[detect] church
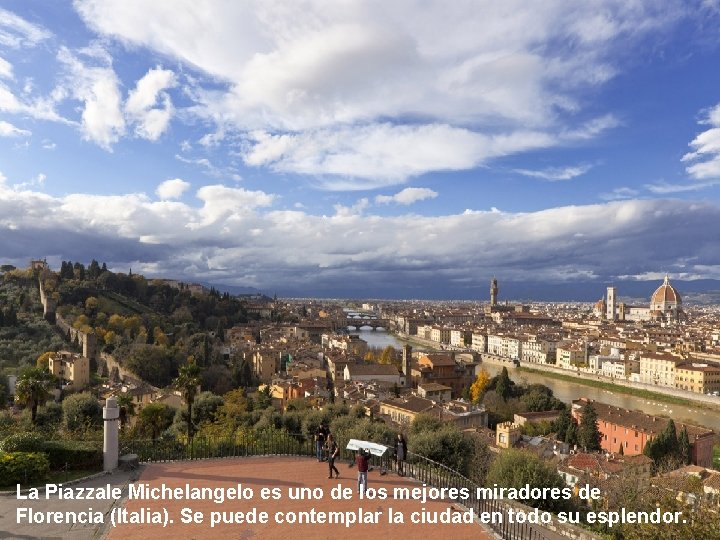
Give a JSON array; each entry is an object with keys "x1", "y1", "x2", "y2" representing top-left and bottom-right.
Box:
[{"x1": 594, "y1": 275, "x2": 684, "y2": 324}]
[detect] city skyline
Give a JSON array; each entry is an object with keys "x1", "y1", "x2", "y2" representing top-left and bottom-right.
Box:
[{"x1": 2, "y1": 2, "x2": 720, "y2": 298}]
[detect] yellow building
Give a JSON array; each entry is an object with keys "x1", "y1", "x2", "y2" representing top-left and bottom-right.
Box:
[
  {"x1": 675, "y1": 362, "x2": 720, "y2": 394},
  {"x1": 48, "y1": 351, "x2": 89, "y2": 391},
  {"x1": 496, "y1": 422, "x2": 521, "y2": 449}
]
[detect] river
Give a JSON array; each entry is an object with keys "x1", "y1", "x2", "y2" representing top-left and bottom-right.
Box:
[
  {"x1": 351, "y1": 328, "x2": 720, "y2": 432},
  {"x1": 478, "y1": 361, "x2": 720, "y2": 432}
]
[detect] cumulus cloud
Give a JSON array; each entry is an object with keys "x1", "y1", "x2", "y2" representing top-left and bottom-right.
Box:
[
  {"x1": 156, "y1": 178, "x2": 190, "y2": 200},
  {"x1": 57, "y1": 47, "x2": 125, "y2": 149},
  {"x1": 514, "y1": 164, "x2": 593, "y2": 181},
  {"x1": 682, "y1": 103, "x2": 720, "y2": 180},
  {"x1": 73, "y1": 0, "x2": 670, "y2": 184},
  {"x1": 0, "y1": 120, "x2": 30, "y2": 137},
  {"x1": 0, "y1": 174, "x2": 718, "y2": 295},
  {"x1": 125, "y1": 66, "x2": 177, "y2": 140},
  {"x1": 376, "y1": 187, "x2": 438, "y2": 205}
]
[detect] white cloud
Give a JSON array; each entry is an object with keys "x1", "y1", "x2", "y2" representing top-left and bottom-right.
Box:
[
  {"x1": 57, "y1": 47, "x2": 125, "y2": 149},
  {"x1": 0, "y1": 7, "x2": 52, "y2": 49},
  {"x1": 682, "y1": 103, "x2": 720, "y2": 180},
  {"x1": 125, "y1": 66, "x2": 177, "y2": 140},
  {"x1": 0, "y1": 57, "x2": 13, "y2": 80},
  {"x1": 243, "y1": 123, "x2": 558, "y2": 188},
  {"x1": 156, "y1": 178, "x2": 190, "y2": 200},
  {"x1": 514, "y1": 164, "x2": 593, "y2": 181},
  {"x1": 644, "y1": 180, "x2": 720, "y2": 194},
  {"x1": 599, "y1": 187, "x2": 639, "y2": 200},
  {"x1": 0, "y1": 120, "x2": 30, "y2": 137},
  {"x1": 73, "y1": 0, "x2": 668, "y2": 184},
  {"x1": 0, "y1": 176, "x2": 719, "y2": 293},
  {"x1": 376, "y1": 187, "x2": 438, "y2": 205}
]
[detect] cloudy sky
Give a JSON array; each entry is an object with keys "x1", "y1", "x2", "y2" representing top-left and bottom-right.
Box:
[{"x1": 1, "y1": 1, "x2": 720, "y2": 299}]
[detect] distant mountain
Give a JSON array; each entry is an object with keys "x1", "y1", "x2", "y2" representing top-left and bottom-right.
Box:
[
  {"x1": 199, "y1": 282, "x2": 266, "y2": 297},
  {"x1": 270, "y1": 278, "x2": 720, "y2": 302}
]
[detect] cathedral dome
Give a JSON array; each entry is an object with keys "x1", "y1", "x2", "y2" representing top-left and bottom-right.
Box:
[{"x1": 650, "y1": 275, "x2": 681, "y2": 308}]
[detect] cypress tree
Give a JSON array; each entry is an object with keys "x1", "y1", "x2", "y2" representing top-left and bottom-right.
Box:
[
  {"x1": 679, "y1": 427, "x2": 691, "y2": 465},
  {"x1": 578, "y1": 402, "x2": 602, "y2": 452}
]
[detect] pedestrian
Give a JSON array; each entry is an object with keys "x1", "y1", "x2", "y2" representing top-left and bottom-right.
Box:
[
  {"x1": 315, "y1": 423, "x2": 328, "y2": 461},
  {"x1": 325, "y1": 434, "x2": 340, "y2": 479},
  {"x1": 355, "y1": 448, "x2": 370, "y2": 494},
  {"x1": 395, "y1": 433, "x2": 407, "y2": 476}
]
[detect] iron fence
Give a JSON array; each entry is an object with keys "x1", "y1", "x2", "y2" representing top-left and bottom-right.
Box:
[{"x1": 120, "y1": 430, "x2": 560, "y2": 540}]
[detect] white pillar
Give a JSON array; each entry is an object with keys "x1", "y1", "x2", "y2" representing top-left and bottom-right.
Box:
[{"x1": 103, "y1": 397, "x2": 119, "y2": 471}]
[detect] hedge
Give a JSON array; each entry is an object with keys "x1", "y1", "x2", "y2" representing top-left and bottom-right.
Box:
[
  {"x1": 0, "y1": 432, "x2": 44, "y2": 453},
  {"x1": 0, "y1": 452, "x2": 50, "y2": 486},
  {"x1": 41, "y1": 440, "x2": 102, "y2": 470}
]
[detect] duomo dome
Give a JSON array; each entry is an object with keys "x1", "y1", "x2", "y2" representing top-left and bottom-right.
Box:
[{"x1": 650, "y1": 275, "x2": 681, "y2": 311}]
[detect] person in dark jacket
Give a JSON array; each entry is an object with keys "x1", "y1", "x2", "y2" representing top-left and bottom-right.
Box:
[
  {"x1": 315, "y1": 423, "x2": 328, "y2": 461},
  {"x1": 395, "y1": 433, "x2": 407, "y2": 476},
  {"x1": 355, "y1": 448, "x2": 370, "y2": 494},
  {"x1": 325, "y1": 434, "x2": 340, "y2": 479}
]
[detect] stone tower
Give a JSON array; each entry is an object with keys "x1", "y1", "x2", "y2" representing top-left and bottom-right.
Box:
[
  {"x1": 402, "y1": 344, "x2": 412, "y2": 388},
  {"x1": 490, "y1": 277, "x2": 498, "y2": 306},
  {"x1": 606, "y1": 286, "x2": 617, "y2": 321}
]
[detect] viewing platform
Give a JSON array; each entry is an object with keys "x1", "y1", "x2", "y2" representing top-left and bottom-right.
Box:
[{"x1": 106, "y1": 456, "x2": 491, "y2": 539}]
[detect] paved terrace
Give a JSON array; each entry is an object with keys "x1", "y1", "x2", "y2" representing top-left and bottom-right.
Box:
[
  {"x1": 107, "y1": 457, "x2": 491, "y2": 540},
  {"x1": 0, "y1": 458, "x2": 493, "y2": 540}
]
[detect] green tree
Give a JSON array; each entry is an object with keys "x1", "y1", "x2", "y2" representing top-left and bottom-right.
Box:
[
  {"x1": 410, "y1": 413, "x2": 443, "y2": 434},
  {"x1": 0, "y1": 373, "x2": 9, "y2": 409},
  {"x1": 409, "y1": 425, "x2": 475, "y2": 475},
  {"x1": 15, "y1": 368, "x2": 55, "y2": 424},
  {"x1": 62, "y1": 392, "x2": 102, "y2": 431},
  {"x1": 552, "y1": 408, "x2": 572, "y2": 441},
  {"x1": 485, "y1": 449, "x2": 572, "y2": 513},
  {"x1": 117, "y1": 394, "x2": 136, "y2": 430},
  {"x1": 172, "y1": 359, "x2": 203, "y2": 440},
  {"x1": 135, "y1": 403, "x2": 174, "y2": 440},
  {"x1": 495, "y1": 366, "x2": 511, "y2": 401},
  {"x1": 254, "y1": 385, "x2": 273, "y2": 410},
  {"x1": 578, "y1": 402, "x2": 602, "y2": 451},
  {"x1": 679, "y1": 426, "x2": 691, "y2": 465}
]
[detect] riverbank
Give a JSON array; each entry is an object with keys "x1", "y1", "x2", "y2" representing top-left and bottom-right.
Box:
[{"x1": 476, "y1": 354, "x2": 720, "y2": 412}]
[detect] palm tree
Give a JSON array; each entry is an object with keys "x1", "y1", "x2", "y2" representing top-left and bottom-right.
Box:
[
  {"x1": 15, "y1": 367, "x2": 55, "y2": 424},
  {"x1": 173, "y1": 359, "x2": 202, "y2": 440},
  {"x1": 117, "y1": 394, "x2": 136, "y2": 430}
]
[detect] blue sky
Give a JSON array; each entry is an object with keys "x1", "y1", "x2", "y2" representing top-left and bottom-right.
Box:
[{"x1": 1, "y1": 1, "x2": 720, "y2": 298}]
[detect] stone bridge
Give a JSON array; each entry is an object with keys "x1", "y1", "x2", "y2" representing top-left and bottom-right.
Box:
[{"x1": 343, "y1": 317, "x2": 390, "y2": 330}]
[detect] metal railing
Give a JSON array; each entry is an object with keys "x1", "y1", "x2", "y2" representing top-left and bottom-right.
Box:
[{"x1": 120, "y1": 430, "x2": 561, "y2": 540}]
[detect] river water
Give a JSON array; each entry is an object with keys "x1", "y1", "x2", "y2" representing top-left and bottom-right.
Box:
[{"x1": 351, "y1": 328, "x2": 720, "y2": 432}]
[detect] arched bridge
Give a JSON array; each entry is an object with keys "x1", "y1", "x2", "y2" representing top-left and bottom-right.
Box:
[{"x1": 343, "y1": 317, "x2": 390, "y2": 330}]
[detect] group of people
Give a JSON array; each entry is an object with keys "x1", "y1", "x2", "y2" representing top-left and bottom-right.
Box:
[{"x1": 316, "y1": 424, "x2": 409, "y2": 493}]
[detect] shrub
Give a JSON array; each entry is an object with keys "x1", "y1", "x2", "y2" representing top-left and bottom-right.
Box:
[
  {"x1": 0, "y1": 432, "x2": 44, "y2": 453},
  {"x1": 41, "y1": 440, "x2": 102, "y2": 470},
  {"x1": 0, "y1": 451, "x2": 50, "y2": 486},
  {"x1": 62, "y1": 392, "x2": 103, "y2": 431}
]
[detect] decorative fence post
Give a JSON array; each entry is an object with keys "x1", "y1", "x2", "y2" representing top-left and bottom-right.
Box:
[{"x1": 103, "y1": 397, "x2": 120, "y2": 471}]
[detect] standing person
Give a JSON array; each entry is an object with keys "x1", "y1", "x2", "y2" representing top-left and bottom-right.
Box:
[
  {"x1": 355, "y1": 448, "x2": 370, "y2": 494},
  {"x1": 315, "y1": 423, "x2": 328, "y2": 461},
  {"x1": 395, "y1": 433, "x2": 407, "y2": 476},
  {"x1": 325, "y1": 434, "x2": 340, "y2": 479}
]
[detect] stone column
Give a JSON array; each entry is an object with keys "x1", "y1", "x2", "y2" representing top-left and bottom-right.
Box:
[{"x1": 103, "y1": 397, "x2": 119, "y2": 471}]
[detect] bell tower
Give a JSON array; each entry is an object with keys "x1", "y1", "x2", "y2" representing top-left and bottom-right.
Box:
[{"x1": 490, "y1": 277, "x2": 498, "y2": 306}]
